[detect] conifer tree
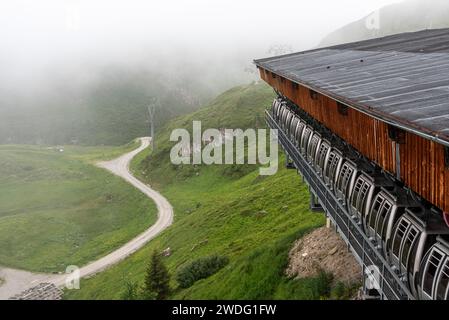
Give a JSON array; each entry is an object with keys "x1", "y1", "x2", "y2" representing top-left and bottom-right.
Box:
[{"x1": 142, "y1": 250, "x2": 170, "y2": 300}]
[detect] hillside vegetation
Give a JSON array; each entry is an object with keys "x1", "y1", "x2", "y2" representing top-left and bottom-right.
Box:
[
  {"x1": 64, "y1": 82, "x2": 358, "y2": 300},
  {"x1": 0, "y1": 142, "x2": 157, "y2": 272},
  {"x1": 134, "y1": 82, "x2": 269, "y2": 188},
  {"x1": 0, "y1": 69, "x2": 199, "y2": 146},
  {"x1": 320, "y1": 0, "x2": 449, "y2": 47},
  {"x1": 0, "y1": 52, "x2": 257, "y2": 147}
]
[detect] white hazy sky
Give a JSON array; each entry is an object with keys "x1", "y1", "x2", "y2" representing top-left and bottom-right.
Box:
[
  {"x1": 0, "y1": 0, "x2": 403, "y2": 54},
  {"x1": 0, "y1": 0, "x2": 405, "y2": 85}
]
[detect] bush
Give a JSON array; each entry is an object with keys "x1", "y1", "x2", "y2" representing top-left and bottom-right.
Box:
[
  {"x1": 274, "y1": 271, "x2": 334, "y2": 300},
  {"x1": 120, "y1": 280, "x2": 139, "y2": 300},
  {"x1": 315, "y1": 271, "x2": 333, "y2": 299},
  {"x1": 330, "y1": 281, "x2": 361, "y2": 300},
  {"x1": 176, "y1": 255, "x2": 229, "y2": 288}
]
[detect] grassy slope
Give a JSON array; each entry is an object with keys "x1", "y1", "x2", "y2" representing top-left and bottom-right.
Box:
[
  {"x1": 134, "y1": 82, "x2": 269, "y2": 188},
  {"x1": 65, "y1": 82, "x2": 328, "y2": 300},
  {"x1": 0, "y1": 141, "x2": 157, "y2": 272}
]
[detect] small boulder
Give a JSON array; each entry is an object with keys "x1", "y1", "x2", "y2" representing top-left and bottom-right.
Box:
[{"x1": 162, "y1": 247, "x2": 172, "y2": 257}]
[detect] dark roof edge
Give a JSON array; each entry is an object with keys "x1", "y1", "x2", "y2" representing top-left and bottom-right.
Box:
[{"x1": 254, "y1": 62, "x2": 449, "y2": 147}]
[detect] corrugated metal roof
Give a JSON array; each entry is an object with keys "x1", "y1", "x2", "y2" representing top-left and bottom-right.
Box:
[{"x1": 254, "y1": 28, "x2": 449, "y2": 145}]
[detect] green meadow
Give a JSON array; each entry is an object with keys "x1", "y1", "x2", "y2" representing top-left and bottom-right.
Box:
[{"x1": 0, "y1": 142, "x2": 157, "y2": 272}]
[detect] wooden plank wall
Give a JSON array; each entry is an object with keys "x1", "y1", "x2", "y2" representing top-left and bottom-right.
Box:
[
  {"x1": 400, "y1": 134, "x2": 449, "y2": 212},
  {"x1": 259, "y1": 67, "x2": 449, "y2": 212}
]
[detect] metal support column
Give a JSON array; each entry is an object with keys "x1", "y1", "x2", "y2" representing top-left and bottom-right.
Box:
[{"x1": 309, "y1": 187, "x2": 323, "y2": 212}]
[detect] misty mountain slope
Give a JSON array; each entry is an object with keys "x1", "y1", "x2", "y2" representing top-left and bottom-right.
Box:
[
  {"x1": 74, "y1": 69, "x2": 201, "y2": 146},
  {"x1": 0, "y1": 58, "x2": 256, "y2": 146},
  {"x1": 319, "y1": 0, "x2": 449, "y2": 47},
  {"x1": 0, "y1": 68, "x2": 201, "y2": 146},
  {"x1": 65, "y1": 82, "x2": 359, "y2": 300}
]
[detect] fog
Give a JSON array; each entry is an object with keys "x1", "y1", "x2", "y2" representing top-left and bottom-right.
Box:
[
  {"x1": 0, "y1": 0, "x2": 402, "y2": 89},
  {"x1": 0, "y1": 0, "x2": 408, "y2": 145}
]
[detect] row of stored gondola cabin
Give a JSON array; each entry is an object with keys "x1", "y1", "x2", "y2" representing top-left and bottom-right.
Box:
[{"x1": 271, "y1": 98, "x2": 449, "y2": 299}]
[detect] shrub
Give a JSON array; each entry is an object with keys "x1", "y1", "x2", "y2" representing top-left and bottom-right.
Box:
[
  {"x1": 315, "y1": 271, "x2": 333, "y2": 299},
  {"x1": 274, "y1": 271, "x2": 334, "y2": 300},
  {"x1": 176, "y1": 255, "x2": 229, "y2": 288},
  {"x1": 120, "y1": 280, "x2": 139, "y2": 300},
  {"x1": 330, "y1": 281, "x2": 361, "y2": 300}
]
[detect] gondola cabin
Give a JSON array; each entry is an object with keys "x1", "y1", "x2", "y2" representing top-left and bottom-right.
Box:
[
  {"x1": 323, "y1": 148, "x2": 343, "y2": 189},
  {"x1": 388, "y1": 208, "x2": 449, "y2": 297},
  {"x1": 334, "y1": 159, "x2": 375, "y2": 204},
  {"x1": 348, "y1": 171, "x2": 395, "y2": 226},
  {"x1": 315, "y1": 139, "x2": 331, "y2": 176},
  {"x1": 306, "y1": 132, "x2": 321, "y2": 164},
  {"x1": 365, "y1": 187, "x2": 421, "y2": 257},
  {"x1": 419, "y1": 237, "x2": 449, "y2": 300},
  {"x1": 300, "y1": 126, "x2": 313, "y2": 156}
]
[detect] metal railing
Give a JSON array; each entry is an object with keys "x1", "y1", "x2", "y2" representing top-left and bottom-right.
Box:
[{"x1": 265, "y1": 110, "x2": 414, "y2": 300}]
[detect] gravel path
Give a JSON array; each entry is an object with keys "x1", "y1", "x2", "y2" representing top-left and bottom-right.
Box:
[{"x1": 0, "y1": 137, "x2": 174, "y2": 299}]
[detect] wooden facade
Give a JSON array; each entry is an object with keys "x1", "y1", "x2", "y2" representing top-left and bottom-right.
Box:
[{"x1": 259, "y1": 67, "x2": 449, "y2": 213}]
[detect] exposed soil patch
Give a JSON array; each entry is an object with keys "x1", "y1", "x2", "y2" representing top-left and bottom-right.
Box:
[{"x1": 286, "y1": 226, "x2": 361, "y2": 285}]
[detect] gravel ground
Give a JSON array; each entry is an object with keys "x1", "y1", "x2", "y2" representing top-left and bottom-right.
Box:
[{"x1": 286, "y1": 226, "x2": 361, "y2": 285}]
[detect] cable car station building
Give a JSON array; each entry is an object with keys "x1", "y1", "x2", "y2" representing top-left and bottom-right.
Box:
[{"x1": 255, "y1": 29, "x2": 449, "y2": 300}]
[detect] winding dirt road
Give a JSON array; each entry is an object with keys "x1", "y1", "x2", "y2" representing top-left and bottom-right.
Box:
[{"x1": 0, "y1": 137, "x2": 174, "y2": 299}]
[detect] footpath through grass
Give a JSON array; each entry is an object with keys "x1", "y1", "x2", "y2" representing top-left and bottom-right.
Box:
[{"x1": 0, "y1": 141, "x2": 157, "y2": 272}]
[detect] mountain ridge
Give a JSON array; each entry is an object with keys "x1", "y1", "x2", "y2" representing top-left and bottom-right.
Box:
[{"x1": 319, "y1": 0, "x2": 449, "y2": 47}]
